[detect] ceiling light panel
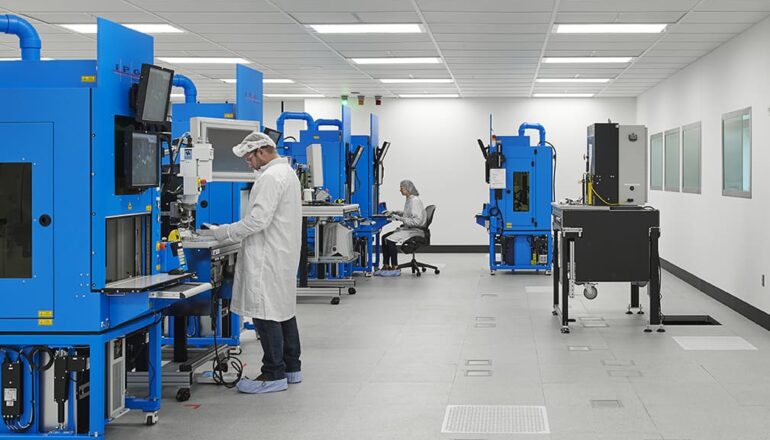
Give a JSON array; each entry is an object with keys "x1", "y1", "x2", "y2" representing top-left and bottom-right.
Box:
[
  {"x1": 264, "y1": 94, "x2": 325, "y2": 98},
  {"x1": 399, "y1": 94, "x2": 459, "y2": 98},
  {"x1": 536, "y1": 78, "x2": 611, "y2": 83},
  {"x1": 158, "y1": 57, "x2": 250, "y2": 64},
  {"x1": 380, "y1": 79, "x2": 453, "y2": 84},
  {"x1": 352, "y1": 57, "x2": 442, "y2": 65},
  {"x1": 554, "y1": 24, "x2": 668, "y2": 34},
  {"x1": 533, "y1": 93, "x2": 594, "y2": 97},
  {"x1": 309, "y1": 24, "x2": 423, "y2": 34},
  {"x1": 59, "y1": 23, "x2": 184, "y2": 34},
  {"x1": 542, "y1": 57, "x2": 633, "y2": 63}
]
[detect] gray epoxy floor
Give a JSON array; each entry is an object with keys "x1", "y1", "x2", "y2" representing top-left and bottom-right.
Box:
[{"x1": 111, "y1": 254, "x2": 770, "y2": 440}]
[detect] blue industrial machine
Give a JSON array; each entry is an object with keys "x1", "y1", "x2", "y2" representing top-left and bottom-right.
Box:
[
  {"x1": 0, "y1": 17, "x2": 214, "y2": 438},
  {"x1": 155, "y1": 68, "x2": 264, "y2": 398},
  {"x1": 475, "y1": 120, "x2": 555, "y2": 274}
]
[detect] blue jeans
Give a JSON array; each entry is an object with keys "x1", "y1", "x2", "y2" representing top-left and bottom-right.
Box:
[{"x1": 252, "y1": 317, "x2": 301, "y2": 381}]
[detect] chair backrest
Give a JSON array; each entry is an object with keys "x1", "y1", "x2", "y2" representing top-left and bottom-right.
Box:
[{"x1": 421, "y1": 205, "x2": 436, "y2": 243}]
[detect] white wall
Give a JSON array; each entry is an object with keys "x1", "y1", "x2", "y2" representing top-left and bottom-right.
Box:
[
  {"x1": 305, "y1": 97, "x2": 636, "y2": 245},
  {"x1": 263, "y1": 100, "x2": 305, "y2": 138},
  {"x1": 637, "y1": 16, "x2": 770, "y2": 312}
]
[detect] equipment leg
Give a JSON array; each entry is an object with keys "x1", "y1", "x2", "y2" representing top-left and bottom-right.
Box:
[
  {"x1": 147, "y1": 319, "x2": 162, "y2": 411},
  {"x1": 88, "y1": 340, "x2": 106, "y2": 437},
  {"x1": 649, "y1": 228, "x2": 663, "y2": 330},
  {"x1": 560, "y1": 237, "x2": 571, "y2": 333},
  {"x1": 553, "y1": 232, "x2": 560, "y2": 315},
  {"x1": 628, "y1": 284, "x2": 641, "y2": 314}
]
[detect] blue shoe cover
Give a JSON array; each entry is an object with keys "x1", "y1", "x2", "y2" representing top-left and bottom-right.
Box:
[
  {"x1": 287, "y1": 371, "x2": 302, "y2": 384},
  {"x1": 236, "y1": 378, "x2": 288, "y2": 394}
]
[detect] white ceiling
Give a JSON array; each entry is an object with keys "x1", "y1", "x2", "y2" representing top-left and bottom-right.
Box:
[{"x1": 1, "y1": 0, "x2": 769, "y2": 101}]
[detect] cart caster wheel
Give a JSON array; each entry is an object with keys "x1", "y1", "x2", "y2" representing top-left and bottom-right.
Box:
[
  {"x1": 552, "y1": 310, "x2": 558, "y2": 316},
  {"x1": 434, "y1": 269, "x2": 440, "y2": 275},
  {"x1": 490, "y1": 271, "x2": 496, "y2": 276},
  {"x1": 560, "y1": 327, "x2": 570, "y2": 334},
  {"x1": 331, "y1": 297, "x2": 341, "y2": 305},
  {"x1": 176, "y1": 388, "x2": 191, "y2": 402},
  {"x1": 145, "y1": 412, "x2": 158, "y2": 426},
  {"x1": 421, "y1": 267, "x2": 427, "y2": 272},
  {"x1": 365, "y1": 272, "x2": 373, "y2": 278},
  {"x1": 545, "y1": 271, "x2": 551, "y2": 276},
  {"x1": 348, "y1": 287, "x2": 357, "y2": 295},
  {"x1": 229, "y1": 346, "x2": 243, "y2": 356}
]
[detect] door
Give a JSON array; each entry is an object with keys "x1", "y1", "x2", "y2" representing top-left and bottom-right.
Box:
[{"x1": 0, "y1": 123, "x2": 54, "y2": 318}]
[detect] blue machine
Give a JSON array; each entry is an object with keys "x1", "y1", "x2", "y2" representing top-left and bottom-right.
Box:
[
  {"x1": 159, "y1": 67, "x2": 263, "y2": 355},
  {"x1": 475, "y1": 120, "x2": 555, "y2": 274},
  {"x1": 0, "y1": 17, "x2": 204, "y2": 438}
]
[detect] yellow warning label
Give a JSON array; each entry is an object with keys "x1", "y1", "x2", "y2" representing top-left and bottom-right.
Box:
[
  {"x1": 224, "y1": 113, "x2": 235, "y2": 119},
  {"x1": 38, "y1": 319, "x2": 53, "y2": 326},
  {"x1": 38, "y1": 310, "x2": 53, "y2": 318},
  {"x1": 81, "y1": 75, "x2": 96, "y2": 83},
  {"x1": 128, "y1": 202, "x2": 133, "y2": 210},
  {"x1": 506, "y1": 223, "x2": 512, "y2": 228},
  {"x1": 313, "y1": 135, "x2": 320, "y2": 140},
  {"x1": 146, "y1": 205, "x2": 152, "y2": 212},
  {"x1": 156, "y1": 264, "x2": 161, "y2": 271}
]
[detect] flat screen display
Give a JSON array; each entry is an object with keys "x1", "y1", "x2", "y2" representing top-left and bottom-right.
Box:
[
  {"x1": 207, "y1": 127, "x2": 255, "y2": 175},
  {"x1": 136, "y1": 64, "x2": 173, "y2": 123},
  {"x1": 263, "y1": 127, "x2": 282, "y2": 144},
  {"x1": 129, "y1": 133, "x2": 160, "y2": 187}
]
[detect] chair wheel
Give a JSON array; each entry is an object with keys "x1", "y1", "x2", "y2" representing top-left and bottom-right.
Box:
[
  {"x1": 176, "y1": 388, "x2": 191, "y2": 402},
  {"x1": 416, "y1": 271, "x2": 422, "y2": 277},
  {"x1": 421, "y1": 267, "x2": 426, "y2": 272},
  {"x1": 348, "y1": 287, "x2": 357, "y2": 295},
  {"x1": 434, "y1": 269, "x2": 440, "y2": 274},
  {"x1": 331, "y1": 297, "x2": 341, "y2": 305}
]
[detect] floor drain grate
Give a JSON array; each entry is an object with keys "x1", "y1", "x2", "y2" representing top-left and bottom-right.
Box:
[
  {"x1": 441, "y1": 405, "x2": 550, "y2": 434},
  {"x1": 590, "y1": 399, "x2": 623, "y2": 408},
  {"x1": 465, "y1": 370, "x2": 492, "y2": 377},
  {"x1": 582, "y1": 321, "x2": 609, "y2": 328},
  {"x1": 466, "y1": 359, "x2": 492, "y2": 366},
  {"x1": 673, "y1": 336, "x2": 757, "y2": 351},
  {"x1": 602, "y1": 359, "x2": 635, "y2": 367},
  {"x1": 607, "y1": 370, "x2": 642, "y2": 377}
]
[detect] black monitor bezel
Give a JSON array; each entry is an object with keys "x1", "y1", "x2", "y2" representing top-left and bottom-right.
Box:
[{"x1": 135, "y1": 63, "x2": 174, "y2": 124}]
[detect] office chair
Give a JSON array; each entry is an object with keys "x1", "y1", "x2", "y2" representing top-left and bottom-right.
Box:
[{"x1": 397, "y1": 205, "x2": 440, "y2": 276}]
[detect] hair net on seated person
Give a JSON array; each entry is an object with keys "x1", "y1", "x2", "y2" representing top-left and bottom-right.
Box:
[{"x1": 400, "y1": 179, "x2": 419, "y2": 196}]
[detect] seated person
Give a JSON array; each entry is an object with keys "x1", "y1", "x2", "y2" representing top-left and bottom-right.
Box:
[{"x1": 377, "y1": 180, "x2": 426, "y2": 277}]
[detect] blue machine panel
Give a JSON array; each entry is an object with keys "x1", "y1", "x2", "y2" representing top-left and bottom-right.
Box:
[
  {"x1": 0, "y1": 123, "x2": 54, "y2": 318},
  {"x1": 235, "y1": 64, "x2": 263, "y2": 123}
]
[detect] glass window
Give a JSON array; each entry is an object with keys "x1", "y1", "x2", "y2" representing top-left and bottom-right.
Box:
[
  {"x1": 0, "y1": 163, "x2": 32, "y2": 278},
  {"x1": 682, "y1": 122, "x2": 701, "y2": 194},
  {"x1": 665, "y1": 128, "x2": 680, "y2": 192},
  {"x1": 513, "y1": 171, "x2": 530, "y2": 212},
  {"x1": 722, "y1": 108, "x2": 752, "y2": 198},
  {"x1": 650, "y1": 133, "x2": 663, "y2": 190}
]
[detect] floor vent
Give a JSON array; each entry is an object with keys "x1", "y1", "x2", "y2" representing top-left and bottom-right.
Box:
[
  {"x1": 590, "y1": 399, "x2": 623, "y2": 408},
  {"x1": 441, "y1": 405, "x2": 550, "y2": 434},
  {"x1": 673, "y1": 336, "x2": 756, "y2": 351}
]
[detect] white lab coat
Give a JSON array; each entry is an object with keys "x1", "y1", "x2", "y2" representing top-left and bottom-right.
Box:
[
  {"x1": 214, "y1": 157, "x2": 302, "y2": 322},
  {"x1": 386, "y1": 195, "x2": 426, "y2": 244}
]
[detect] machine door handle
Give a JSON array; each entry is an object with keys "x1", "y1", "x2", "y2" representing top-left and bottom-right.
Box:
[{"x1": 39, "y1": 214, "x2": 52, "y2": 227}]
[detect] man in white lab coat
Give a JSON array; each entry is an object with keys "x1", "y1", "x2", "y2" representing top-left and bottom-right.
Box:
[{"x1": 203, "y1": 131, "x2": 303, "y2": 394}]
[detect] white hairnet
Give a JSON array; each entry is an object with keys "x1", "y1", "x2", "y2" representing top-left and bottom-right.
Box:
[
  {"x1": 232, "y1": 131, "x2": 276, "y2": 158},
  {"x1": 400, "y1": 179, "x2": 419, "y2": 196}
]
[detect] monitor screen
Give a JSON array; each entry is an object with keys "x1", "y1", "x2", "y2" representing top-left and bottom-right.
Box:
[
  {"x1": 128, "y1": 133, "x2": 160, "y2": 187},
  {"x1": 263, "y1": 127, "x2": 282, "y2": 144},
  {"x1": 136, "y1": 64, "x2": 173, "y2": 123},
  {"x1": 206, "y1": 127, "x2": 255, "y2": 176}
]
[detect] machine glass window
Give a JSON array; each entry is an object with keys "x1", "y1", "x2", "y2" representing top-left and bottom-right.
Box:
[
  {"x1": 682, "y1": 122, "x2": 701, "y2": 194},
  {"x1": 0, "y1": 163, "x2": 32, "y2": 278},
  {"x1": 664, "y1": 128, "x2": 680, "y2": 192},
  {"x1": 722, "y1": 108, "x2": 751, "y2": 198},
  {"x1": 513, "y1": 171, "x2": 530, "y2": 212},
  {"x1": 650, "y1": 133, "x2": 663, "y2": 190}
]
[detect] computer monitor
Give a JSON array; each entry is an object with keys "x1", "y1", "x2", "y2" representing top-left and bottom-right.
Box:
[
  {"x1": 135, "y1": 64, "x2": 174, "y2": 123},
  {"x1": 124, "y1": 132, "x2": 160, "y2": 189},
  {"x1": 190, "y1": 117, "x2": 261, "y2": 182},
  {"x1": 262, "y1": 127, "x2": 282, "y2": 144}
]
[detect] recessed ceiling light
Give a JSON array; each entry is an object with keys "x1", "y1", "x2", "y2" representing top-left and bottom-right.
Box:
[
  {"x1": 399, "y1": 94, "x2": 459, "y2": 98},
  {"x1": 0, "y1": 57, "x2": 54, "y2": 61},
  {"x1": 59, "y1": 23, "x2": 183, "y2": 34},
  {"x1": 380, "y1": 79, "x2": 453, "y2": 84},
  {"x1": 309, "y1": 24, "x2": 423, "y2": 34},
  {"x1": 542, "y1": 57, "x2": 632, "y2": 64},
  {"x1": 533, "y1": 93, "x2": 594, "y2": 98},
  {"x1": 158, "y1": 57, "x2": 250, "y2": 64},
  {"x1": 536, "y1": 78, "x2": 611, "y2": 83},
  {"x1": 352, "y1": 57, "x2": 442, "y2": 65},
  {"x1": 264, "y1": 94, "x2": 325, "y2": 98},
  {"x1": 554, "y1": 24, "x2": 667, "y2": 34}
]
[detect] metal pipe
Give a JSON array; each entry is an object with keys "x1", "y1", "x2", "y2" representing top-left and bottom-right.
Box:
[
  {"x1": 518, "y1": 122, "x2": 546, "y2": 147},
  {"x1": 0, "y1": 15, "x2": 41, "y2": 61},
  {"x1": 276, "y1": 112, "x2": 315, "y2": 148},
  {"x1": 172, "y1": 74, "x2": 197, "y2": 104},
  {"x1": 314, "y1": 119, "x2": 342, "y2": 131}
]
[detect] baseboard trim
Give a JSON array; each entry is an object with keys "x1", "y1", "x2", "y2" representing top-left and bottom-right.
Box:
[
  {"x1": 420, "y1": 245, "x2": 487, "y2": 253},
  {"x1": 661, "y1": 258, "x2": 770, "y2": 332}
]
